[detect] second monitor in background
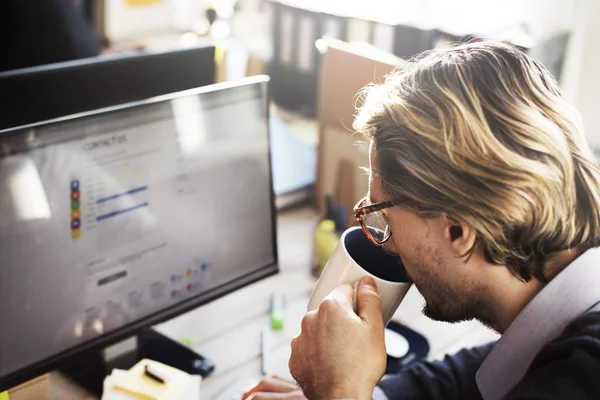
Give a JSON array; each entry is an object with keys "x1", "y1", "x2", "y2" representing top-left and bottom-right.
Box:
[{"x1": 0, "y1": 44, "x2": 216, "y2": 130}]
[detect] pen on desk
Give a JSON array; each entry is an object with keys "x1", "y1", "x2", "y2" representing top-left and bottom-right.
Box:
[
  {"x1": 261, "y1": 325, "x2": 270, "y2": 376},
  {"x1": 144, "y1": 364, "x2": 165, "y2": 384}
]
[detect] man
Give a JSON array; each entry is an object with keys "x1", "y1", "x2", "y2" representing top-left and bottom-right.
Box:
[{"x1": 244, "y1": 41, "x2": 600, "y2": 399}]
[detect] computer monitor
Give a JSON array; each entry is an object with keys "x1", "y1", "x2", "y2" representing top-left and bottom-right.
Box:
[
  {"x1": 0, "y1": 75, "x2": 277, "y2": 393},
  {"x1": 0, "y1": 44, "x2": 216, "y2": 130}
]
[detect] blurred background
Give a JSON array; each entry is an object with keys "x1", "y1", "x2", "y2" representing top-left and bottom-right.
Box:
[
  {"x1": 2, "y1": 0, "x2": 598, "y2": 217},
  {"x1": 1, "y1": 2, "x2": 597, "y2": 397}
]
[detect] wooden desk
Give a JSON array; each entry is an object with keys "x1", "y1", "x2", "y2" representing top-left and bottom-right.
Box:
[{"x1": 7, "y1": 205, "x2": 498, "y2": 399}]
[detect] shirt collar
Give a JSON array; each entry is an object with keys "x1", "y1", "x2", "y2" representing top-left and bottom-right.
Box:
[{"x1": 476, "y1": 247, "x2": 600, "y2": 400}]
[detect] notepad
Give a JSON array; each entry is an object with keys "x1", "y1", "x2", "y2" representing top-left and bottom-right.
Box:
[
  {"x1": 103, "y1": 371, "x2": 138, "y2": 400},
  {"x1": 110, "y1": 359, "x2": 200, "y2": 400}
]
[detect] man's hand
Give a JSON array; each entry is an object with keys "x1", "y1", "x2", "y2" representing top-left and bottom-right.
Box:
[
  {"x1": 242, "y1": 375, "x2": 306, "y2": 400},
  {"x1": 289, "y1": 276, "x2": 386, "y2": 400}
]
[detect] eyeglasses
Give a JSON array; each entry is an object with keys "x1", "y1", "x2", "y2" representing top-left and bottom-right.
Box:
[{"x1": 352, "y1": 197, "x2": 395, "y2": 247}]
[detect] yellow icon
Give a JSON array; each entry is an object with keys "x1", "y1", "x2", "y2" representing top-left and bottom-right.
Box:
[{"x1": 71, "y1": 229, "x2": 81, "y2": 240}]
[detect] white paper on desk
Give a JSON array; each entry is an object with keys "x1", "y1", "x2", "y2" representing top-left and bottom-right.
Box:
[
  {"x1": 372, "y1": 23, "x2": 395, "y2": 54},
  {"x1": 297, "y1": 16, "x2": 315, "y2": 73},
  {"x1": 172, "y1": 375, "x2": 202, "y2": 400},
  {"x1": 101, "y1": 369, "x2": 202, "y2": 400}
]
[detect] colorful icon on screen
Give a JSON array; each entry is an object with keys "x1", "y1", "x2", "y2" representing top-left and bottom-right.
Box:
[{"x1": 70, "y1": 180, "x2": 81, "y2": 240}]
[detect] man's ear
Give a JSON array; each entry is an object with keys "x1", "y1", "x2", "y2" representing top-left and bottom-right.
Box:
[{"x1": 443, "y1": 214, "x2": 477, "y2": 257}]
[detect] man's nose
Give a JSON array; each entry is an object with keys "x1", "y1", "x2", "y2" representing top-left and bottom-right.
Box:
[{"x1": 382, "y1": 238, "x2": 399, "y2": 256}]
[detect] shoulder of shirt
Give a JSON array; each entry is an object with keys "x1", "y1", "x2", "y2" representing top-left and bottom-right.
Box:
[
  {"x1": 505, "y1": 310, "x2": 600, "y2": 399},
  {"x1": 559, "y1": 310, "x2": 600, "y2": 338},
  {"x1": 533, "y1": 310, "x2": 600, "y2": 359}
]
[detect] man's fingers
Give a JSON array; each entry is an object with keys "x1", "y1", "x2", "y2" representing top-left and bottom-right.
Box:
[
  {"x1": 316, "y1": 279, "x2": 383, "y2": 328},
  {"x1": 242, "y1": 377, "x2": 298, "y2": 400},
  {"x1": 288, "y1": 335, "x2": 302, "y2": 384},
  {"x1": 356, "y1": 276, "x2": 384, "y2": 328},
  {"x1": 320, "y1": 283, "x2": 355, "y2": 312}
]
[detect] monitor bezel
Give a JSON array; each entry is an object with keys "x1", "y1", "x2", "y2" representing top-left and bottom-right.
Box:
[
  {"x1": 0, "y1": 75, "x2": 279, "y2": 392},
  {"x1": 0, "y1": 43, "x2": 214, "y2": 79}
]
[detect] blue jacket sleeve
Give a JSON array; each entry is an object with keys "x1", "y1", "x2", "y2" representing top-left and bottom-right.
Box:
[{"x1": 375, "y1": 342, "x2": 496, "y2": 400}]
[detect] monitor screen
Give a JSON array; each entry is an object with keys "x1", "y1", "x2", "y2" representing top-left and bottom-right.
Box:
[{"x1": 0, "y1": 77, "x2": 277, "y2": 385}]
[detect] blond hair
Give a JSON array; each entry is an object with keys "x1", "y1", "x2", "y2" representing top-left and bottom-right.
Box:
[{"x1": 354, "y1": 41, "x2": 600, "y2": 282}]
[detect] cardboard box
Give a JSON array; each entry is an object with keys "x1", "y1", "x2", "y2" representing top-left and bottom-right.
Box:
[{"x1": 314, "y1": 38, "x2": 405, "y2": 221}]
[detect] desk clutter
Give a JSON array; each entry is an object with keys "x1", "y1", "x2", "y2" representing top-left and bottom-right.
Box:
[
  {"x1": 384, "y1": 321, "x2": 430, "y2": 375},
  {"x1": 102, "y1": 359, "x2": 201, "y2": 400},
  {"x1": 312, "y1": 195, "x2": 349, "y2": 277}
]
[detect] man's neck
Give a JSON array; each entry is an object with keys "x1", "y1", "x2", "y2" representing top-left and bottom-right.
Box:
[{"x1": 485, "y1": 248, "x2": 582, "y2": 333}]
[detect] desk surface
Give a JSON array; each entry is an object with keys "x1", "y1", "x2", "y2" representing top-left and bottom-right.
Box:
[{"x1": 8, "y1": 205, "x2": 498, "y2": 399}]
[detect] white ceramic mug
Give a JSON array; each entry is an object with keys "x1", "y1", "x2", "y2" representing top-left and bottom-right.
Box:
[{"x1": 308, "y1": 226, "x2": 412, "y2": 326}]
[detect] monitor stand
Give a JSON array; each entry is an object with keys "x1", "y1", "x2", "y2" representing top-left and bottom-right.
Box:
[{"x1": 57, "y1": 328, "x2": 215, "y2": 396}]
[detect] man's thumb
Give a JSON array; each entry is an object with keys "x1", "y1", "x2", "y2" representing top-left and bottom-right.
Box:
[{"x1": 357, "y1": 276, "x2": 384, "y2": 327}]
